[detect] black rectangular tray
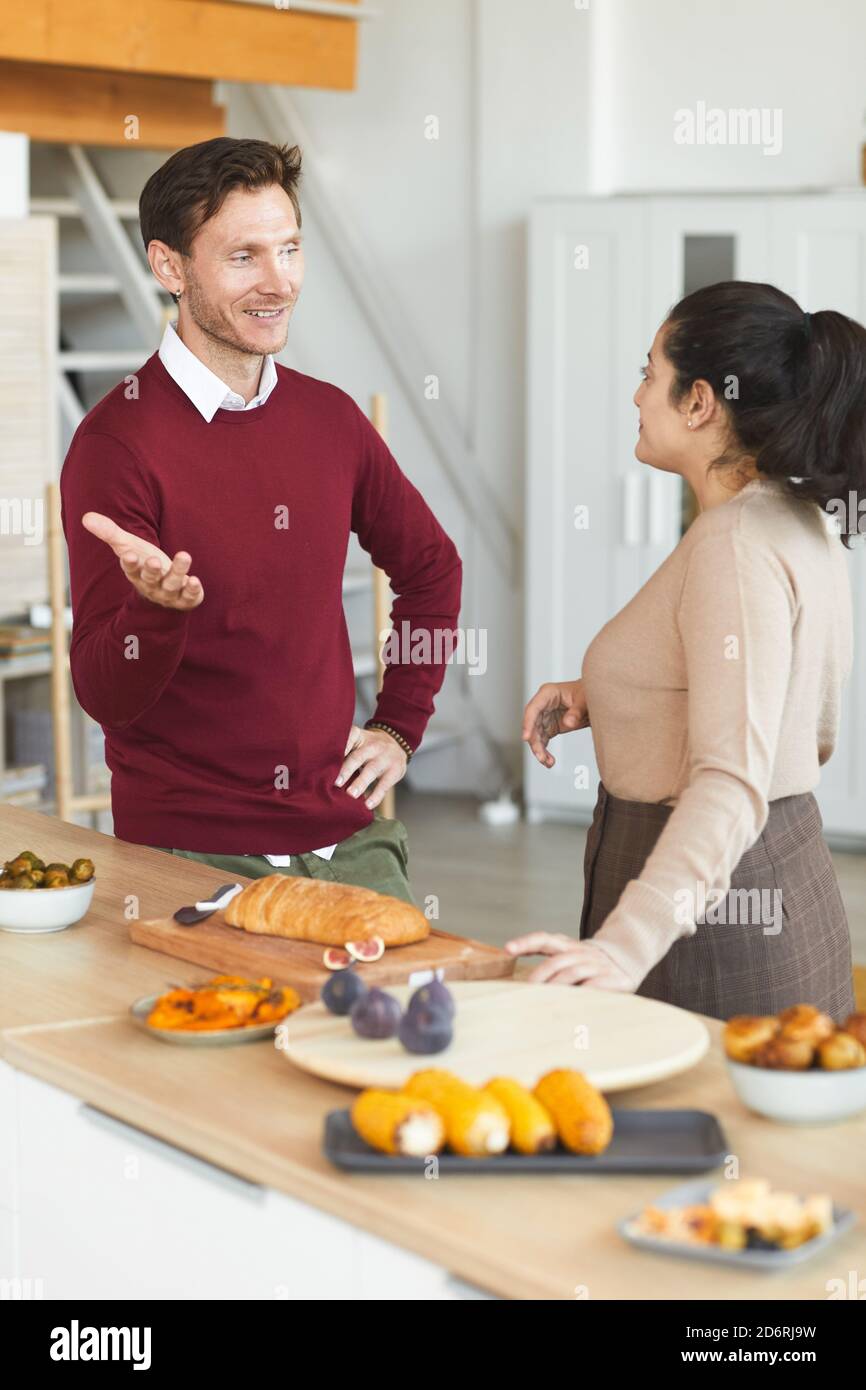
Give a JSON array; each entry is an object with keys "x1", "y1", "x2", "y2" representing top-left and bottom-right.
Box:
[{"x1": 324, "y1": 1107, "x2": 728, "y2": 1174}]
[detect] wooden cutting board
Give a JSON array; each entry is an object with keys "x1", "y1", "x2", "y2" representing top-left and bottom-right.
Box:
[
  {"x1": 279, "y1": 980, "x2": 711, "y2": 1092},
  {"x1": 129, "y1": 911, "x2": 514, "y2": 1002}
]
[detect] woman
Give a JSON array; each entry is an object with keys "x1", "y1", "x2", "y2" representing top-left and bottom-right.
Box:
[{"x1": 507, "y1": 281, "x2": 864, "y2": 1021}]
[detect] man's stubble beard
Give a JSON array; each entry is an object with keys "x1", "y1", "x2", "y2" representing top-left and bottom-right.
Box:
[{"x1": 183, "y1": 277, "x2": 293, "y2": 359}]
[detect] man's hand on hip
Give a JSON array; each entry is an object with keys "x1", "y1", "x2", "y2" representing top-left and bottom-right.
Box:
[
  {"x1": 82, "y1": 511, "x2": 204, "y2": 610},
  {"x1": 335, "y1": 725, "x2": 408, "y2": 810}
]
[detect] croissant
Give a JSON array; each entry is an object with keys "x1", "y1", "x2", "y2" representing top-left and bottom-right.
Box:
[{"x1": 222, "y1": 873, "x2": 429, "y2": 948}]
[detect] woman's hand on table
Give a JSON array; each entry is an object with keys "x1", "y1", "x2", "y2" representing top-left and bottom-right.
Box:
[
  {"x1": 505, "y1": 932, "x2": 637, "y2": 991},
  {"x1": 335, "y1": 725, "x2": 408, "y2": 809},
  {"x1": 82, "y1": 511, "x2": 205, "y2": 610},
  {"x1": 522, "y1": 679, "x2": 589, "y2": 768}
]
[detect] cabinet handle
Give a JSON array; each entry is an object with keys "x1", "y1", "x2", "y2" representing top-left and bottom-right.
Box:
[{"x1": 77, "y1": 1103, "x2": 265, "y2": 1204}]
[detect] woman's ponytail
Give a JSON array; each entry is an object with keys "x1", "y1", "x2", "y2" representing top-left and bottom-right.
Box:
[{"x1": 665, "y1": 282, "x2": 866, "y2": 545}]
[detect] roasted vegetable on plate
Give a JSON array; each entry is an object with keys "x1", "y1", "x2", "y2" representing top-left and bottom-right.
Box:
[{"x1": 130, "y1": 975, "x2": 302, "y2": 1046}]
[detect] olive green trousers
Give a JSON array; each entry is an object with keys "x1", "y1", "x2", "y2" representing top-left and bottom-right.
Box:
[{"x1": 149, "y1": 813, "x2": 417, "y2": 906}]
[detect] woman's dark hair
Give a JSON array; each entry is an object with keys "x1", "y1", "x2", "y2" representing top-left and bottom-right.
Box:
[
  {"x1": 664, "y1": 280, "x2": 866, "y2": 545},
  {"x1": 139, "y1": 136, "x2": 302, "y2": 259}
]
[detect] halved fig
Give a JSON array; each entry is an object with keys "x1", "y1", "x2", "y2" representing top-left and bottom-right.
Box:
[
  {"x1": 323, "y1": 947, "x2": 352, "y2": 971},
  {"x1": 346, "y1": 936, "x2": 385, "y2": 963}
]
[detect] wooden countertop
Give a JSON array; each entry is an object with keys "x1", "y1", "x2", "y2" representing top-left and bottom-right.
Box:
[
  {"x1": 2, "y1": 806, "x2": 865, "y2": 1300},
  {"x1": 0, "y1": 806, "x2": 257, "y2": 1042}
]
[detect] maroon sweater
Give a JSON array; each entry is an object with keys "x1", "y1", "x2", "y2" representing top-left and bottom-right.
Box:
[{"x1": 60, "y1": 355, "x2": 462, "y2": 852}]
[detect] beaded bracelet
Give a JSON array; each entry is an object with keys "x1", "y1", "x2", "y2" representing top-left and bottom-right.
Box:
[{"x1": 363, "y1": 720, "x2": 414, "y2": 761}]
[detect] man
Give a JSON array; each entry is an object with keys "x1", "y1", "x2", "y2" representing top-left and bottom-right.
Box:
[{"x1": 60, "y1": 137, "x2": 461, "y2": 905}]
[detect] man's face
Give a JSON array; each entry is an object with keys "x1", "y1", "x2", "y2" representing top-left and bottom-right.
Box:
[{"x1": 181, "y1": 183, "x2": 304, "y2": 356}]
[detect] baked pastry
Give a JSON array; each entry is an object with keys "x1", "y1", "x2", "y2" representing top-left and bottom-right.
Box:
[
  {"x1": 818, "y1": 1031, "x2": 866, "y2": 1071},
  {"x1": 751, "y1": 1035, "x2": 815, "y2": 1070},
  {"x1": 841, "y1": 1012, "x2": 866, "y2": 1049},
  {"x1": 403, "y1": 1071, "x2": 510, "y2": 1156},
  {"x1": 223, "y1": 873, "x2": 429, "y2": 948},
  {"x1": 778, "y1": 1004, "x2": 835, "y2": 1046},
  {"x1": 629, "y1": 1179, "x2": 832, "y2": 1252},
  {"x1": 351, "y1": 1091, "x2": 445, "y2": 1156},
  {"x1": 723, "y1": 1015, "x2": 780, "y2": 1064},
  {"x1": 484, "y1": 1077, "x2": 557, "y2": 1155},
  {"x1": 533, "y1": 1069, "x2": 614, "y2": 1155}
]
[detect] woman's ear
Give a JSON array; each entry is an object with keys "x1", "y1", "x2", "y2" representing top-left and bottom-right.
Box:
[{"x1": 686, "y1": 378, "x2": 717, "y2": 430}]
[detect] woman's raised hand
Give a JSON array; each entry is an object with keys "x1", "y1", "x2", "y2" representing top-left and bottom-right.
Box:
[
  {"x1": 522, "y1": 679, "x2": 589, "y2": 767},
  {"x1": 82, "y1": 511, "x2": 204, "y2": 610}
]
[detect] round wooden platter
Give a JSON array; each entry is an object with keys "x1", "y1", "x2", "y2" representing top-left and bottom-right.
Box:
[{"x1": 279, "y1": 979, "x2": 710, "y2": 1092}]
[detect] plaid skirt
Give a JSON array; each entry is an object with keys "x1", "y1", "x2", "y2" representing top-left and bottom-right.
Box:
[{"x1": 579, "y1": 783, "x2": 856, "y2": 1023}]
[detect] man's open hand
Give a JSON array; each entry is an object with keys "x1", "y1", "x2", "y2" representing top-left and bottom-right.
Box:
[
  {"x1": 335, "y1": 724, "x2": 408, "y2": 810},
  {"x1": 82, "y1": 511, "x2": 204, "y2": 610}
]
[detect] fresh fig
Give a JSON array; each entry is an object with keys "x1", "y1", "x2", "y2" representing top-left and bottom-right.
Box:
[
  {"x1": 346, "y1": 936, "x2": 385, "y2": 962},
  {"x1": 321, "y1": 969, "x2": 367, "y2": 1016},
  {"x1": 350, "y1": 988, "x2": 402, "y2": 1040},
  {"x1": 323, "y1": 947, "x2": 352, "y2": 971},
  {"x1": 407, "y1": 978, "x2": 455, "y2": 1020},
  {"x1": 398, "y1": 1003, "x2": 453, "y2": 1055}
]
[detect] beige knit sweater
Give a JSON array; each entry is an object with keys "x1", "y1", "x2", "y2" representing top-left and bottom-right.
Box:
[{"x1": 581, "y1": 476, "x2": 853, "y2": 983}]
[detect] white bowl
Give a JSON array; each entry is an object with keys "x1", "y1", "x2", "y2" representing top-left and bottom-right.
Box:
[
  {"x1": 726, "y1": 1057, "x2": 866, "y2": 1125},
  {"x1": 0, "y1": 878, "x2": 95, "y2": 933}
]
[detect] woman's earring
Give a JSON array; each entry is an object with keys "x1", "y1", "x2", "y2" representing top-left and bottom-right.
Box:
[{"x1": 687, "y1": 419, "x2": 694, "y2": 428}]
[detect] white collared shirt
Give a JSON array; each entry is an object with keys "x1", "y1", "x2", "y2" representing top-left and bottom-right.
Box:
[
  {"x1": 158, "y1": 320, "x2": 339, "y2": 865},
  {"x1": 158, "y1": 320, "x2": 279, "y2": 422}
]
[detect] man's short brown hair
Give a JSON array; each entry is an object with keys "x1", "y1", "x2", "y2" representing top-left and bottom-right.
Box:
[{"x1": 139, "y1": 136, "x2": 302, "y2": 256}]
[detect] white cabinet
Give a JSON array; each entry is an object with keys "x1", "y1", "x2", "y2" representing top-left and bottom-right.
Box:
[
  {"x1": 526, "y1": 193, "x2": 866, "y2": 842},
  {"x1": 0, "y1": 1059, "x2": 18, "y2": 1215},
  {"x1": 12, "y1": 1069, "x2": 491, "y2": 1300},
  {"x1": 0, "y1": 1060, "x2": 21, "y2": 1293}
]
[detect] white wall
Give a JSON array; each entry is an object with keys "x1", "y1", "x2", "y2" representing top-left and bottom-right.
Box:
[{"x1": 591, "y1": 0, "x2": 866, "y2": 193}]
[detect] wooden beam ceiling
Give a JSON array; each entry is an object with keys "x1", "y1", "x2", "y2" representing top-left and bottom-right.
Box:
[
  {"x1": 0, "y1": 0, "x2": 359, "y2": 88},
  {"x1": 0, "y1": 61, "x2": 225, "y2": 149}
]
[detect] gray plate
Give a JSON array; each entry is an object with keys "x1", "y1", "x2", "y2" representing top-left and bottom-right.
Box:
[
  {"x1": 129, "y1": 994, "x2": 278, "y2": 1046},
  {"x1": 619, "y1": 1177, "x2": 857, "y2": 1269},
  {"x1": 324, "y1": 1107, "x2": 728, "y2": 1173}
]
